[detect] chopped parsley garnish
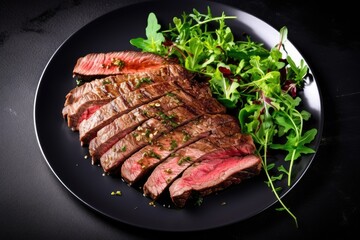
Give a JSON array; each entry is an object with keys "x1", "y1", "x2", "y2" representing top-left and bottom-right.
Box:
[
  {"x1": 143, "y1": 150, "x2": 161, "y2": 159},
  {"x1": 169, "y1": 139, "x2": 178, "y2": 150},
  {"x1": 177, "y1": 156, "x2": 192, "y2": 165},
  {"x1": 135, "y1": 77, "x2": 153, "y2": 88}
]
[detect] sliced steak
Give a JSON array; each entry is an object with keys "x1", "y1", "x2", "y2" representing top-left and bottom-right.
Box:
[
  {"x1": 64, "y1": 63, "x2": 188, "y2": 107},
  {"x1": 73, "y1": 51, "x2": 176, "y2": 79},
  {"x1": 142, "y1": 132, "x2": 255, "y2": 200},
  {"x1": 79, "y1": 78, "x2": 226, "y2": 145},
  {"x1": 169, "y1": 154, "x2": 262, "y2": 207},
  {"x1": 88, "y1": 91, "x2": 185, "y2": 163},
  {"x1": 63, "y1": 76, "x2": 134, "y2": 129},
  {"x1": 63, "y1": 66, "x2": 187, "y2": 130},
  {"x1": 88, "y1": 89, "x2": 226, "y2": 162},
  {"x1": 61, "y1": 50, "x2": 263, "y2": 209},
  {"x1": 100, "y1": 106, "x2": 200, "y2": 173},
  {"x1": 121, "y1": 114, "x2": 241, "y2": 185},
  {"x1": 77, "y1": 81, "x2": 180, "y2": 144}
]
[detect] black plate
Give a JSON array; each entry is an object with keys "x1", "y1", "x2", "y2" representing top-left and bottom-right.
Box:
[{"x1": 34, "y1": 0, "x2": 323, "y2": 232}]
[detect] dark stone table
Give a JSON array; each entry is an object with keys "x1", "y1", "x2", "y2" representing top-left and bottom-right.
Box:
[{"x1": 1, "y1": 0, "x2": 358, "y2": 239}]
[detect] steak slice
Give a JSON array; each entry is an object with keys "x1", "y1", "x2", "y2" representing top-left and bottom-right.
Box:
[
  {"x1": 88, "y1": 89, "x2": 226, "y2": 162},
  {"x1": 121, "y1": 114, "x2": 241, "y2": 185},
  {"x1": 100, "y1": 106, "x2": 200, "y2": 173},
  {"x1": 169, "y1": 154, "x2": 262, "y2": 207},
  {"x1": 142, "y1": 132, "x2": 256, "y2": 200},
  {"x1": 77, "y1": 81, "x2": 180, "y2": 144},
  {"x1": 63, "y1": 66, "x2": 185, "y2": 130},
  {"x1": 73, "y1": 51, "x2": 177, "y2": 79},
  {"x1": 88, "y1": 91, "x2": 185, "y2": 163},
  {"x1": 64, "y1": 63, "x2": 188, "y2": 107},
  {"x1": 63, "y1": 76, "x2": 134, "y2": 129}
]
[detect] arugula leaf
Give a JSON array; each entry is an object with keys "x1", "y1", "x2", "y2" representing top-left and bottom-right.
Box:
[
  {"x1": 130, "y1": 12, "x2": 165, "y2": 54},
  {"x1": 271, "y1": 128, "x2": 317, "y2": 160},
  {"x1": 274, "y1": 111, "x2": 295, "y2": 137},
  {"x1": 286, "y1": 56, "x2": 309, "y2": 86}
]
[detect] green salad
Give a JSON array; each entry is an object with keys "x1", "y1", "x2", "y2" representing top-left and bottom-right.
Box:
[{"x1": 130, "y1": 7, "x2": 318, "y2": 227}]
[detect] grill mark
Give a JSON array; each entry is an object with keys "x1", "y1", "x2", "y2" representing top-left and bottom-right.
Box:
[
  {"x1": 143, "y1": 138, "x2": 220, "y2": 200},
  {"x1": 88, "y1": 94, "x2": 186, "y2": 163},
  {"x1": 121, "y1": 131, "x2": 211, "y2": 185},
  {"x1": 120, "y1": 114, "x2": 239, "y2": 185},
  {"x1": 64, "y1": 64, "x2": 187, "y2": 106},
  {"x1": 142, "y1": 133, "x2": 253, "y2": 200},
  {"x1": 99, "y1": 106, "x2": 201, "y2": 173},
  {"x1": 122, "y1": 78, "x2": 133, "y2": 92},
  {"x1": 63, "y1": 64, "x2": 187, "y2": 129},
  {"x1": 116, "y1": 90, "x2": 131, "y2": 109},
  {"x1": 78, "y1": 81, "x2": 180, "y2": 145},
  {"x1": 87, "y1": 87, "x2": 225, "y2": 163}
]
